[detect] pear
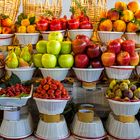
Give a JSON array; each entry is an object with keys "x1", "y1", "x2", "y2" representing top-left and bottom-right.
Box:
[
  {"x1": 14, "y1": 47, "x2": 21, "y2": 56},
  {"x1": 6, "y1": 51, "x2": 18, "y2": 68},
  {"x1": 20, "y1": 46, "x2": 31, "y2": 62},
  {"x1": 19, "y1": 58, "x2": 29, "y2": 67}
]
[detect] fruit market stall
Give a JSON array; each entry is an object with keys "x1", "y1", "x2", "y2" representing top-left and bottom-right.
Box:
[{"x1": 0, "y1": 0, "x2": 140, "y2": 140}]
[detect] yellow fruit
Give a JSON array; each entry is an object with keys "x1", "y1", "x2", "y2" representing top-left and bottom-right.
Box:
[
  {"x1": 18, "y1": 26, "x2": 26, "y2": 33},
  {"x1": 27, "y1": 13, "x2": 35, "y2": 19},
  {"x1": 21, "y1": 19, "x2": 30, "y2": 26},
  {"x1": 27, "y1": 25, "x2": 36, "y2": 33}
]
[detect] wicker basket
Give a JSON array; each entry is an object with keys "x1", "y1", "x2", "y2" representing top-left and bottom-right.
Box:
[
  {"x1": 71, "y1": 0, "x2": 107, "y2": 23},
  {"x1": 22, "y1": 0, "x2": 62, "y2": 18},
  {"x1": 0, "y1": 0, "x2": 20, "y2": 22}
]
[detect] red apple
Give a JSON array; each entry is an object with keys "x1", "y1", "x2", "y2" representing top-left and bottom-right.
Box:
[
  {"x1": 50, "y1": 19, "x2": 62, "y2": 31},
  {"x1": 78, "y1": 13, "x2": 89, "y2": 22},
  {"x1": 108, "y1": 40, "x2": 121, "y2": 54},
  {"x1": 79, "y1": 21, "x2": 93, "y2": 29},
  {"x1": 36, "y1": 18, "x2": 49, "y2": 31},
  {"x1": 91, "y1": 60, "x2": 102, "y2": 68},
  {"x1": 87, "y1": 44, "x2": 101, "y2": 59},
  {"x1": 101, "y1": 52, "x2": 116, "y2": 67},
  {"x1": 72, "y1": 39, "x2": 87, "y2": 54},
  {"x1": 117, "y1": 51, "x2": 130, "y2": 66},
  {"x1": 115, "y1": 38, "x2": 124, "y2": 44},
  {"x1": 76, "y1": 35, "x2": 90, "y2": 44},
  {"x1": 2, "y1": 27, "x2": 12, "y2": 34},
  {"x1": 68, "y1": 18, "x2": 79, "y2": 30},
  {"x1": 60, "y1": 15, "x2": 67, "y2": 30},
  {"x1": 1, "y1": 18, "x2": 13, "y2": 27},
  {"x1": 121, "y1": 40, "x2": 135, "y2": 55},
  {"x1": 130, "y1": 52, "x2": 139, "y2": 66},
  {"x1": 75, "y1": 54, "x2": 89, "y2": 68}
]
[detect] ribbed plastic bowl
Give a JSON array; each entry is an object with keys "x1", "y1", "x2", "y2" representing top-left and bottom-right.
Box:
[
  {"x1": 0, "y1": 113, "x2": 33, "y2": 139},
  {"x1": 71, "y1": 115, "x2": 107, "y2": 140},
  {"x1": 6, "y1": 67, "x2": 36, "y2": 82},
  {"x1": 69, "y1": 29, "x2": 93, "y2": 40},
  {"x1": 34, "y1": 97, "x2": 69, "y2": 115},
  {"x1": 15, "y1": 33, "x2": 39, "y2": 45},
  {"x1": 105, "y1": 66, "x2": 134, "y2": 80},
  {"x1": 0, "y1": 34, "x2": 14, "y2": 46},
  {"x1": 73, "y1": 68, "x2": 104, "y2": 82},
  {"x1": 40, "y1": 68, "x2": 69, "y2": 81},
  {"x1": 108, "y1": 99, "x2": 140, "y2": 116},
  {"x1": 98, "y1": 31, "x2": 124, "y2": 44},
  {"x1": 106, "y1": 112, "x2": 140, "y2": 140},
  {"x1": 35, "y1": 116, "x2": 70, "y2": 140},
  {"x1": 125, "y1": 33, "x2": 140, "y2": 47}
]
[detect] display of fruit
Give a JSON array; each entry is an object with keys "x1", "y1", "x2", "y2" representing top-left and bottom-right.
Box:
[
  {"x1": 106, "y1": 79, "x2": 140, "y2": 102},
  {"x1": 0, "y1": 84, "x2": 30, "y2": 97},
  {"x1": 101, "y1": 38, "x2": 139, "y2": 66},
  {"x1": 34, "y1": 76, "x2": 70, "y2": 99},
  {"x1": 36, "y1": 13, "x2": 92, "y2": 31},
  {"x1": 99, "y1": 1, "x2": 140, "y2": 33},
  {"x1": 68, "y1": 13, "x2": 92, "y2": 30},
  {"x1": 72, "y1": 34, "x2": 102, "y2": 68},
  {"x1": 6, "y1": 45, "x2": 33, "y2": 68},
  {"x1": 0, "y1": 14, "x2": 14, "y2": 34},
  {"x1": 16, "y1": 13, "x2": 37, "y2": 33},
  {"x1": 34, "y1": 31, "x2": 74, "y2": 68}
]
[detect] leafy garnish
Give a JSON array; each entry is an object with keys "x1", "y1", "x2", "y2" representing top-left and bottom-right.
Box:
[
  {"x1": 100, "y1": 18, "x2": 107, "y2": 22},
  {"x1": 29, "y1": 16, "x2": 35, "y2": 24},
  {"x1": 0, "y1": 73, "x2": 21, "y2": 88},
  {"x1": 18, "y1": 93, "x2": 29, "y2": 97}
]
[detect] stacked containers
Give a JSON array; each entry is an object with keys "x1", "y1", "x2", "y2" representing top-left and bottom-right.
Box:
[{"x1": 34, "y1": 98, "x2": 70, "y2": 139}]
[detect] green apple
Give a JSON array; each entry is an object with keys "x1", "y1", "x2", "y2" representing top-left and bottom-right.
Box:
[
  {"x1": 33, "y1": 53, "x2": 42, "y2": 68},
  {"x1": 36, "y1": 40, "x2": 48, "y2": 53},
  {"x1": 60, "y1": 41, "x2": 72, "y2": 54},
  {"x1": 58, "y1": 54, "x2": 74, "y2": 68},
  {"x1": 42, "y1": 54, "x2": 57, "y2": 68},
  {"x1": 47, "y1": 40, "x2": 61, "y2": 55},
  {"x1": 48, "y1": 32, "x2": 63, "y2": 42}
]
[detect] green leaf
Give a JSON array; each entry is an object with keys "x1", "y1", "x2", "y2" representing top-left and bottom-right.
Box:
[
  {"x1": 0, "y1": 83, "x2": 6, "y2": 88},
  {"x1": 7, "y1": 73, "x2": 21, "y2": 86},
  {"x1": 18, "y1": 93, "x2": 29, "y2": 97},
  {"x1": 29, "y1": 17, "x2": 35, "y2": 24},
  {"x1": 100, "y1": 18, "x2": 107, "y2": 22}
]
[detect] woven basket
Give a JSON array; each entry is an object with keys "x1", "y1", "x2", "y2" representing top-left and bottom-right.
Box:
[
  {"x1": 22, "y1": 0, "x2": 62, "y2": 18},
  {"x1": 0, "y1": 0, "x2": 20, "y2": 22},
  {"x1": 71, "y1": 0, "x2": 107, "y2": 23}
]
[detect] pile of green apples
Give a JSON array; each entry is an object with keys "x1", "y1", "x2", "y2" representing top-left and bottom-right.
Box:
[
  {"x1": 6, "y1": 46, "x2": 32, "y2": 68},
  {"x1": 33, "y1": 32, "x2": 74, "y2": 68}
]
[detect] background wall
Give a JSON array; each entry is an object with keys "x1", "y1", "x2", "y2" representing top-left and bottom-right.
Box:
[{"x1": 19, "y1": 0, "x2": 138, "y2": 17}]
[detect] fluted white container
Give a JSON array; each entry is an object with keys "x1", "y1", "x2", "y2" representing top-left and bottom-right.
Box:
[
  {"x1": 0, "y1": 34, "x2": 14, "y2": 46},
  {"x1": 73, "y1": 68, "x2": 104, "y2": 82},
  {"x1": 105, "y1": 66, "x2": 134, "y2": 80},
  {"x1": 40, "y1": 68, "x2": 69, "y2": 81},
  {"x1": 125, "y1": 33, "x2": 140, "y2": 47},
  {"x1": 106, "y1": 113, "x2": 140, "y2": 140},
  {"x1": 15, "y1": 33, "x2": 39, "y2": 45},
  {"x1": 0, "y1": 85, "x2": 33, "y2": 107},
  {"x1": 108, "y1": 99, "x2": 140, "y2": 116},
  {"x1": 71, "y1": 115, "x2": 106, "y2": 139},
  {"x1": 34, "y1": 98, "x2": 69, "y2": 115},
  {"x1": 35, "y1": 116, "x2": 70, "y2": 140},
  {"x1": 6, "y1": 67, "x2": 36, "y2": 82},
  {"x1": 41, "y1": 30, "x2": 65, "y2": 40},
  {"x1": 136, "y1": 66, "x2": 140, "y2": 76},
  {"x1": 98, "y1": 31, "x2": 124, "y2": 44},
  {"x1": 69, "y1": 29, "x2": 93, "y2": 40},
  {"x1": 0, "y1": 113, "x2": 33, "y2": 139}
]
